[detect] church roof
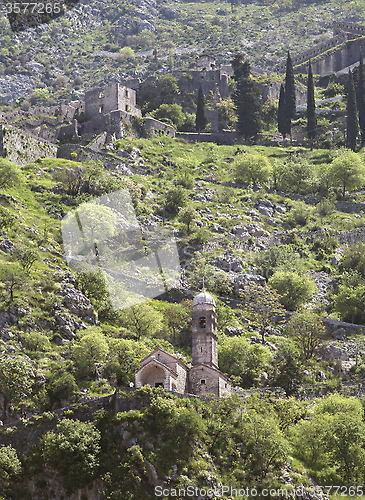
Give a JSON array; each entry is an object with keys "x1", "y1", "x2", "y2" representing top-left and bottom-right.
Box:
[{"x1": 193, "y1": 289, "x2": 216, "y2": 308}]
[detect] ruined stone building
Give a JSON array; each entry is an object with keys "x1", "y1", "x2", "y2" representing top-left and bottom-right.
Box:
[{"x1": 135, "y1": 289, "x2": 231, "y2": 397}]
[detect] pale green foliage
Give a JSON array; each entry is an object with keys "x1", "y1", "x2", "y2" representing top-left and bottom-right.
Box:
[
  {"x1": 285, "y1": 311, "x2": 325, "y2": 359},
  {"x1": 72, "y1": 331, "x2": 109, "y2": 377},
  {"x1": 217, "y1": 97, "x2": 237, "y2": 130},
  {"x1": 234, "y1": 153, "x2": 272, "y2": 186},
  {"x1": 165, "y1": 186, "x2": 188, "y2": 213},
  {"x1": 241, "y1": 412, "x2": 290, "y2": 479},
  {"x1": 219, "y1": 336, "x2": 273, "y2": 387},
  {"x1": 0, "y1": 160, "x2": 23, "y2": 190},
  {"x1": 150, "y1": 103, "x2": 185, "y2": 128},
  {"x1": 178, "y1": 205, "x2": 198, "y2": 234},
  {"x1": 41, "y1": 419, "x2": 101, "y2": 489},
  {"x1": 268, "y1": 270, "x2": 316, "y2": 310},
  {"x1": 75, "y1": 202, "x2": 117, "y2": 245},
  {"x1": 22, "y1": 331, "x2": 51, "y2": 352},
  {"x1": 240, "y1": 283, "x2": 285, "y2": 342},
  {"x1": 105, "y1": 338, "x2": 149, "y2": 385},
  {"x1": 284, "y1": 200, "x2": 314, "y2": 227},
  {"x1": 0, "y1": 206, "x2": 17, "y2": 229},
  {"x1": 0, "y1": 445, "x2": 21, "y2": 480},
  {"x1": 290, "y1": 395, "x2": 365, "y2": 483},
  {"x1": 0, "y1": 356, "x2": 34, "y2": 417},
  {"x1": 119, "y1": 302, "x2": 164, "y2": 340},
  {"x1": 14, "y1": 245, "x2": 38, "y2": 273},
  {"x1": 273, "y1": 154, "x2": 314, "y2": 194},
  {"x1": 330, "y1": 150, "x2": 365, "y2": 196}
]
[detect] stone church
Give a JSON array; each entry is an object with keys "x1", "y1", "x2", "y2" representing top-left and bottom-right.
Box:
[{"x1": 135, "y1": 289, "x2": 231, "y2": 397}]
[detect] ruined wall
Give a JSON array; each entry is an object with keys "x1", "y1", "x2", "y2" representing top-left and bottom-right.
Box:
[
  {"x1": 85, "y1": 83, "x2": 141, "y2": 119},
  {"x1": 0, "y1": 126, "x2": 57, "y2": 165},
  {"x1": 144, "y1": 117, "x2": 175, "y2": 137}
]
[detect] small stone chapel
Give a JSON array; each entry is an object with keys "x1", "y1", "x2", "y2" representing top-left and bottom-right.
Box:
[{"x1": 135, "y1": 289, "x2": 231, "y2": 397}]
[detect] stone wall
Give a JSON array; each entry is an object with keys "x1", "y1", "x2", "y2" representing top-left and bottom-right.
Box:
[
  {"x1": 296, "y1": 36, "x2": 365, "y2": 76},
  {"x1": 0, "y1": 126, "x2": 57, "y2": 165},
  {"x1": 144, "y1": 117, "x2": 175, "y2": 137}
]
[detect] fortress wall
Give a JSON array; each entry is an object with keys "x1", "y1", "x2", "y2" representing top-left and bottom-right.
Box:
[
  {"x1": 294, "y1": 36, "x2": 365, "y2": 75},
  {"x1": 277, "y1": 34, "x2": 348, "y2": 73},
  {"x1": 334, "y1": 20, "x2": 365, "y2": 36}
]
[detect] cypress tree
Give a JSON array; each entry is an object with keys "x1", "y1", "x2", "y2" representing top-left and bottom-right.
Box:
[
  {"x1": 347, "y1": 70, "x2": 359, "y2": 151},
  {"x1": 358, "y1": 49, "x2": 365, "y2": 144},
  {"x1": 231, "y1": 54, "x2": 263, "y2": 141},
  {"x1": 195, "y1": 84, "x2": 208, "y2": 138},
  {"x1": 278, "y1": 84, "x2": 288, "y2": 141},
  {"x1": 306, "y1": 60, "x2": 317, "y2": 150},
  {"x1": 284, "y1": 50, "x2": 296, "y2": 140}
]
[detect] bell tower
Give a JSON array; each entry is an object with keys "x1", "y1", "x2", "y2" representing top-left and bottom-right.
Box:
[{"x1": 191, "y1": 287, "x2": 218, "y2": 369}]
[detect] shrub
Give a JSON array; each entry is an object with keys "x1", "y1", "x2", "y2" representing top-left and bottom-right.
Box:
[
  {"x1": 268, "y1": 270, "x2": 316, "y2": 311},
  {"x1": 285, "y1": 201, "x2": 313, "y2": 227},
  {"x1": 165, "y1": 186, "x2": 188, "y2": 214},
  {"x1": 0, "y1": 160, "x2": 23, "y2": 190},
  {"x1": 0, "y1": 445, "x2": 21, "y2": 480},
  {"x1": 41, "y1": 419, "x2": 101, "y2": 490},
  {"x1": 234, "y1": 153, "x2": 272, "y2": 186}
]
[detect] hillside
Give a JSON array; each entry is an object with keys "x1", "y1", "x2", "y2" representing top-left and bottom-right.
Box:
[
  {"x1": 0, "y1": 137, "x2": 365, "y2": 497},
  {"x1": 1, "y1": 0, "x2": 365, "y2": 106}
]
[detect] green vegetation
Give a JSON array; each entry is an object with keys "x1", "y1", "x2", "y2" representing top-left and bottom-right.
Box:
[{"x1": 1, "y1": 132, "x2": 365, "y2": 495}]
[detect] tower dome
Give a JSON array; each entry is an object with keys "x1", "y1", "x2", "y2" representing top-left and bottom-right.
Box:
[{"x1": 193, "y1": 289, "x2": 216, "y2": 309}]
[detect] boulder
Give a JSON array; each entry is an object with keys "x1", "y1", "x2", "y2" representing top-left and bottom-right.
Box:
[
  {"x1": 0, "y1": 239, "x2": 15, "y2": 253},
  {"x1": 257, "y1": 205, "x2": 273, "y2": 217}
]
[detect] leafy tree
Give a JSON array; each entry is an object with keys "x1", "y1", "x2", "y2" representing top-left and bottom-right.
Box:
[
  {"x1": 274, "y1": 154, "x2": 314, "y2": 194},
  {"x1": 329, "y1": 149, "x2": 365, "y2": 197},
  {"x1": 231, "y1": 54, "x2": 263, "y2": 141},
  {"x1": 285, "y1": 311, "x2": 325, "y2": 360},
  {"x1": 347, "y1": 70, "x2": 359, "y2": 151},
  {"x1": 0, "y1": 356, "x2": 34, "y2": 419},
  {"x1": 217, "y1": 97, "x2": 237, "y2": 130},
  {"x1": 219, "y1": 336, "x2": 273, "y2": 388},
  {"x1": 277, "y1": 84, "x2": 289, "y2": 140},
  {"x1": 234, "y1": 153, "x2": 272, "y2": 186},
  {"x1": 0, "y1": 264, "x2": 25, "y2": 302},
  {"x1": 105, "y1": 338, "x2": 149, "y2": 386},
  {"x1": 0, "y1": 206, "x2": 16, "y2": 230},
  {"x1": 306, "y1": 60, "x2": 317, "y2": 148},
  {"x1": 120, "y1": 302, "x2": 163, "y2": 340},
  {"x1": 0, "y1": 160, "x2": 23, "y2": 190},
  {"x1": 178, "y1": 205, "x2": 198, "y2": 234},
  {"x1": 284, "y1": 50, "x2": 296, "y2": 140},
  {"x1": 272, "y1": 342, "x2": 303, "y2": 396},
  {"x1": 254, "y1": 245, "x2": 300, "y2": 279},
  {"x1": 358, "y1": 49, "x2": 365, "y2": 145},
  {"x1": 47, "y1": 372, "x2": 78, "y2": 407},
  {"x1": 41, "y1": 419, "x2": 101, "y2": 490},
  {"x1": 72, "y1": 330, "x2": 109, "y2": 378},
  {"x1": 240, "y1": 283, "x2": 285, "y2": 342},
  {"x1": 268, "y1": 270, "x2": 316, "y2": 311},
  {"x1": 151, "y1": 103, "x2": 185, "y2": 128},
  {"x1": 14, "y1": 245, "x2": 38, "y2": 273},
  {"x1": 195, "y1": 84, "x2": 208, "y2": 136},
  {"x1": 156, "y1": 74, "x2": 180, "y2": 105},
  {"x1": 332, "y1": 275, "x2": 365, "y2": 324},
  {"x1": 0, "y1": 445, "x2": 21, "y2": 481},
  {"x1": 164, "y1": 186, "x2": 188, "y2": 214},
  {"x1": 52, "y1": 164, "x2": 85, "y2": 196},
  {"x1": 339, "y1": 241, "x2": 365, "y2": 278},
  {"x1": 73, "y1": 202, "x2": 117, "y2": 250},
  {"x1": 241, "y1": 412, "x2": 290, "y2": 480}
]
